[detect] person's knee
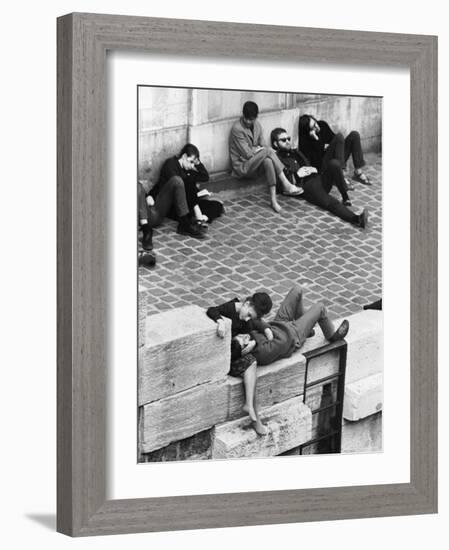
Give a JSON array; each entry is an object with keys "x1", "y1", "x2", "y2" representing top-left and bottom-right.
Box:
[
  {"x1": 348, "y1": 130, "x2": 360, "y2": 140},
  {"x1": 316, "y1": 302, "x2": 328, "y2": 317},
  {"x1": 335, "y1": 132, "x2": 344, "y2": 143},
  {"x1": 327, "y1": 158, "x2": 341, "y2": 171},
  {"x1": 290, "y1": 285, "x2": 304, "y2": 299}
]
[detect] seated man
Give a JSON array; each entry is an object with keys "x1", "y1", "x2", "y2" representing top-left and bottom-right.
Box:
[
  {"x1": 232, "y1": 285, "x2": 349, "y2": 367},
  {"x1": 138, "y1": 148, "x2": 206, "y2": 240},
  {"x1": 270, "y1": 127, "x2": 368, "y2": 228},
  {"x1": 229, "y1": 100, "x2": 302, "y2": 213}
]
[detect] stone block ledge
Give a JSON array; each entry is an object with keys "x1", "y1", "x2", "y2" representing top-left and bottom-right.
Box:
[
  {"x1": 212, "y1": 397, "x2": 312, "y2": 460},
  {"x1": 343, "y1": 373, "x2": 383, "y2": 421}
]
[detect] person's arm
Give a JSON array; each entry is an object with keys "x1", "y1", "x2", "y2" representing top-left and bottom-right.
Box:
[
  {"x1": 256, "y1": 121, "x2": 267, "y2": 148},
  {"x1": 318, "y1": 120, "x2": 335, "y2": 144},
  {"x1": 231, "y1": 126, "x2": 254, "y2": 160},
  {"x1": 206, "y1": 301, "x2": 234, "y2": 338},
  {"x1": 250, "y1": 330, "x2": 278, "y2": 364},
  {"x1": 250, "y1": 319, "x2": 273, "y2": 341},
  {"x1": 190, "y1": 161, "x2": 209, "y2": 183}
]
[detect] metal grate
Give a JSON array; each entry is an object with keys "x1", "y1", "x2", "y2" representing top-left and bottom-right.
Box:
[{"x1": 299, "y1": 340, "x2": 347, "y2": 455}]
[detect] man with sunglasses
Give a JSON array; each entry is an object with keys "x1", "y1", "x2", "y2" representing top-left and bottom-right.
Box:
[{"x1": 271, "y1": 127, "x2": 368, "y2": 228}]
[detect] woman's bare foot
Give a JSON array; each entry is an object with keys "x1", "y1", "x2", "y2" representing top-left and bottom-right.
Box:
[
  {"x1": 271, "y1": 200, "x2": 282, "y2": 213},
  {"x1": 242, "y1": 403, "x2": 257, "y2": 422},
  {"x1": 252, "y1": 418, "x2": 268, "y2": 436}
]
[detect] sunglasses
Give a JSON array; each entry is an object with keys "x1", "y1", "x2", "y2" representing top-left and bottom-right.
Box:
[{"x1": 278, "y1": 137, "x2": 291, "y2": 142}]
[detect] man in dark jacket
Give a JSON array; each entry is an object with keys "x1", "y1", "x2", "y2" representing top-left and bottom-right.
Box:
[
  {"x1": 270, "y1": 127, "x2": 368, "y2": 228},
  {"x1": 233, "y1": 286, "x2": 349, "y2": 366}
]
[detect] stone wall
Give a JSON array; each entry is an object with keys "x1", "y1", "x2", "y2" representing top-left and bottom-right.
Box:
[
  {"x1": 138, "y1": 87, "x2": 382, "y2": 182},
  {"x1": 138, "y1": 295, "x2": 383, "y2": 461}
]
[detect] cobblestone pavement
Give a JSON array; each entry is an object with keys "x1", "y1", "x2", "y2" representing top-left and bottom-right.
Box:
[{"x1": 139, "y1": 153, "x2": 382, "y2": 324}]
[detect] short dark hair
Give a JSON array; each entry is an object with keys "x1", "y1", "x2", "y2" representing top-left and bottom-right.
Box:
[
  {"x1": 270, "y1": 127, "x2": 287, "y2": 149},
  {"x1": 178, "y1": 143, "x2": 200, "y2": 159},
  {"x1": 247, "y1": 291, "x2": 272, "y2": 318},
  {"x1": 242, "y1": 101, "x2": 259, "y2": 119}
]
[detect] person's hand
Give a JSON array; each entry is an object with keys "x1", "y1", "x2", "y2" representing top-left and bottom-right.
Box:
[
  {"x1": 252, "y1": 146, "x2": 264, "y2": 153},
  {"x1": 216, "y1": 320, "x2": 225, "y2": 338},
  {"x1": 297, "y1": 166, "x2": 317, "y2": 178},
  {"x1": 199, "y1": 214, "x2": 208, "y2": 222},
  {"x1": 242, "y1": 340, "x2": 256, "y2": 355},
  {"x1": 310, "y1": 130, "x2": 319, "y2": 141},
  {"x1": 146, "y1": 195, "x2": 155, "y2": 206},
  {"x1": 265, "y1": 328, "x2": 274, "y2": 341}
]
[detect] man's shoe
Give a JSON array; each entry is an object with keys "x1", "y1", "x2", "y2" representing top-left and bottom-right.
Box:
[
  {"x1": 141, "y1": 224, "x2": 153, "y2": 250},
  {"x1": 138, "y1": 252, "x2": 156, "y2": 268},
  {"x1": 358, "y1": 208, "x2": 369, "y2": 228},
  {"x1": 177, "y1": 221, "x2": 207, "y2": 239},
  {"x1": 329, "y1": 319, "x2": 349, "y2": 342}
]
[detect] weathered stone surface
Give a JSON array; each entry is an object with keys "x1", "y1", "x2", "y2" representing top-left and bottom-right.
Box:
[
  {"x1": 226, "y1": 352, "x2": 306, "y2": 420},
  {"x1": 344, "y1": 310, "x2": 383, "y2": 384},
  {"x1": 140, "y1": 429, "x2": 213, "y2": 462},
  {"x1": 298, "y1": 310, "x2": 383, "y2": 385},
  {"x1": 343, "y1": 373, "x2": 383, "y2": 421},
  {"x1": 342, "y1": 411, "x2": 382, "y2": 453},
  {"x1": 212, "y1": 398, "x2": 312, "y2": 459},
  {"x1": 140, "y1": 379, "x2": 228, "y2": 453},
  {"x1": 138, "y1": 305, "x2": 231, "y2": 405}
]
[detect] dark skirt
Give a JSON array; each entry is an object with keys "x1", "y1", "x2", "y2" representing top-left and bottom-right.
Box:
[{"x1": 229, "y1": 353, "x2": 256, "y2": 377}]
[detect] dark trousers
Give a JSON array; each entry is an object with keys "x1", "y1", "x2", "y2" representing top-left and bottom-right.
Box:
[
  {"x1": 275, "y1": 286, "x2": 335, "y2": 347},
  {"x1": 302, "y1": 176, "x2": 358, "y2": 225},
  {"x1": 321, "y1": 158, "x2": 349, "y2": 202},
  {"x1": 322, "y1": 130, "x2": 366, "y2": 172},
  {"x1": 138, "y1": 177, "x2": 189, "y2": 228}
]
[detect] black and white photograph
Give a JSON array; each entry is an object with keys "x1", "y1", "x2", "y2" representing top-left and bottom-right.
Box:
[{"x1": 137, "y1": 86, "x2": 383, "y2": 462}]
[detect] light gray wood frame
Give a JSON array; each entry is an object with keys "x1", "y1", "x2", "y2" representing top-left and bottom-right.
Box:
[{"x1": 57, "y1": 12, "x2": 438, "y2": 537}]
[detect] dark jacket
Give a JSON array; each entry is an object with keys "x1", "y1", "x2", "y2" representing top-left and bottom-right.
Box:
[
  {"x1": 250, "y1": 321, "x2": 298, "y2": 366},
  {"x1": 298, "y1": 119, "x2": 335, "y2": 171},
  {"x1": 150, "y1": 156, "x2": 209, "y2": 210},
  {"x1": 206, "y1": 298, "x2": 270, "y2": 338}
]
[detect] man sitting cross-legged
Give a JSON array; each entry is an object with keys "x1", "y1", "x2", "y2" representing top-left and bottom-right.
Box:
[{"x1": 232, "y1": 285, "x2": 349, "y2": 368}]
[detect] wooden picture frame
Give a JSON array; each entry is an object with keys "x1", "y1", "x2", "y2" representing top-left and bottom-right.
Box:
[{"x1": 57, "y1": 12, "x2": 438, "y2": 536}]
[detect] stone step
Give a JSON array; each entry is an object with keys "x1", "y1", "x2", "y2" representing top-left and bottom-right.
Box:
[
  {"x1": 138, "y1": 305, "x2": 231, "y2": 405},
  {"x1": 211, "y1": 397, "x2": 312, "y2": 459},
  {"x1": 344, "y1": 310, "x2": 383, "y2": 384},
  {"x1": 140, "y1": 379, "x2": 228, "y2": 454},
  {"x1": 343, "y1": 373, "x2": 383, "y2": 421}
]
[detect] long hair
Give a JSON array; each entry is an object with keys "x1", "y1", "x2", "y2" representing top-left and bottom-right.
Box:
[{"x1": 298, "y1": 114, "x2": 318, "y2": 142}]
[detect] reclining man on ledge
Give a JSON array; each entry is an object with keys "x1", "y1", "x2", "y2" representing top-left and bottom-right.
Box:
[
  {"x1": 232, "y1": 285, "x2": 349, "y2": 374},
  {"x1": 229, "y1": 285, "x2": 349, "y2": 435}
]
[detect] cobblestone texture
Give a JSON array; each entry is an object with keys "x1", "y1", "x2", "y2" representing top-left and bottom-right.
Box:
[{"x1": 139, "y1": 153, "x2": 382, "y2": 325}]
